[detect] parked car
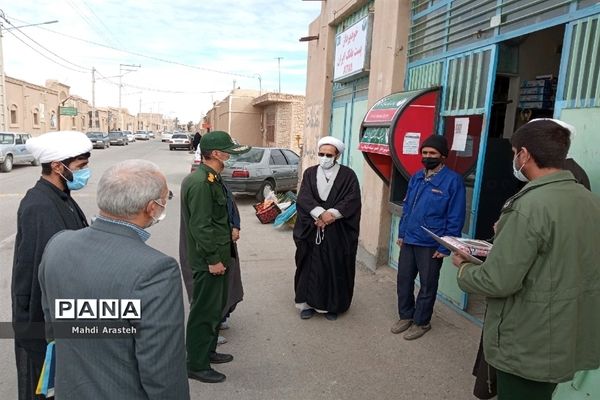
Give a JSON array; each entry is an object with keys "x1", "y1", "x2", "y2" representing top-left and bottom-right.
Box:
[
  {"x1": 147, "y1": 131, "x2": 155, "y2": 138},
  {"x1": 108, "y1": 131, "x2": 128, "y2": 146},
  {"x1": 123, "y1": 131, "x2": 135, "y2": 142},
  {"x1": 86, "y1": 131, "x2": 111, "y2": 149},
  {"x1": 169, "y1": 133, "x2": 190, "y2": 150},
  {"x1": 0, "y1": 132, "x2": 39, "y2": 172},
  {"x1": 191, "y1": 147, "x2": 300, "y2": 201},
  {"x1": 134, "y1": 130, "x2": 149, "y2": 140},
  {"x1": 161, "y1": 132, "x2": 173, "y2": 142}
]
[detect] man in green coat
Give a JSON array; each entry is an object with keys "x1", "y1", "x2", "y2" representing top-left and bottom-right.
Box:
[
  {"x1": 452, "y1": 119, "x2": 600, "y2": 400},
  {"x1": 181, "y1": 131, "x2": 250, "y2": 383}
]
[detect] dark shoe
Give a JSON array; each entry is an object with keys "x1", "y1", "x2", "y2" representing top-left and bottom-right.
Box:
[
  {"x1": 188, "y1": 368, "x2": 226, "y2": 383},
  {"x1": 391, "y1": 319, "x2": 413, "y2": 334},
  {"x1": 300, "y1": 309, "x2": 316, "y2": 319},
  {"x1": 209, "y1": 351, "x2": 233, "y2": 364},
  {"x1": 325, "y1": 312, "x2": 337, "y2": 321},
  {"x1": 403, "y1": 323, "x2": 431, "y2": 340}
]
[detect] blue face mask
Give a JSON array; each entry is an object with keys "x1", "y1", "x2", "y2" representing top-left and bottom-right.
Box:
[{"x1": 63, "y1": 166, "x2": 91, "y2": 191}]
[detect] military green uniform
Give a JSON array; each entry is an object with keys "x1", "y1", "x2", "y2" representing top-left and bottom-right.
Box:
[{"x1": 181, "y1": 163, "x2": 232, "y2": 371}]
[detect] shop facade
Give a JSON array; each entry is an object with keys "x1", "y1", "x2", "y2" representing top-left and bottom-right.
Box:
[{"x1": 304, "y1": 0, "x2": 600, "y2": 396}]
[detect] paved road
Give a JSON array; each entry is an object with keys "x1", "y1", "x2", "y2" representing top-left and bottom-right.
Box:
[{"x1": 0, "y1": 139, "x2": 481, "y2": 399}]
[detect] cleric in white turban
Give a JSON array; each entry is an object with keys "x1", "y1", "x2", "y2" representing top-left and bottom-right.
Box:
[
  {"x1": 12, "y1": 130, "x2": 92, "y2": 398},
  {"x1": 26, "y1": 130, "x2": 92, "y2": 164},
  {"x1": 293, "y1": 136, "x2": 362, "y2": 321}
]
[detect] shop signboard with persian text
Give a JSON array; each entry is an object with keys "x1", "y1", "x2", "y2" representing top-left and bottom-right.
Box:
[{"x1": 333, "y1": 14, "x2": 373, "y2": 83}]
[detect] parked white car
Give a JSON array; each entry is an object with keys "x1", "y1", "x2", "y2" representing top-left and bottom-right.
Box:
[
  {"x1": 161, "y1": 131, "x2": 173, "y2": 142},
  {"x1": 0, "y1": 132, "x2": 39, "y2": 172},
  {"x1": 134, "y1": 130, "x2": 149, "y2": 140},
  {"x1": 123, "y1": 130, "x2": 135, "y2": 142}
]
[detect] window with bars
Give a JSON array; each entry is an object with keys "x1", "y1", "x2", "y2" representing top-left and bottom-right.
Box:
[
  {"x1": 444, "y1": 49, "x2": 491, "y2": 114},
  {"x1": 266, "y1": 113, "x2": 275, "y2": 142},
  {"x1": 561, "y1": 15, "x2": 600, "y2": 108},
  {"x1": 10, "y1": 105, "x2": 18, "y2": 125}
]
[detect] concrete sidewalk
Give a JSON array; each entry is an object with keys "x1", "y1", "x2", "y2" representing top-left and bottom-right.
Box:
[{"x1": 190, "y1": 197, "x2": 481, "y2": 399}]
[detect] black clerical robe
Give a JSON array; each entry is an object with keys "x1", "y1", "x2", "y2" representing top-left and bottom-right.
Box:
[
  {"x1": 12, "y1": 178, "x2": 88, "y2": 399},
  {"x1": 293, "y1": 164, "x2": 361, "y2": 314}
]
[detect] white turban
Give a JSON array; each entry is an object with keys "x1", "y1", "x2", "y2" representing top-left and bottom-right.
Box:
[
  {"x1": 26, "y1": 131, "x2": 93, "y2": 163},
  {"x1": 318, "y1": 136, "x2": 345, "y2": 154}
]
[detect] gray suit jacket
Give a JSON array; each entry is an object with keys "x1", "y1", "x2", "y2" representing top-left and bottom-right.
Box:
[{"x1": 39, "y1": 219, "x2": 189, "y2": 400}]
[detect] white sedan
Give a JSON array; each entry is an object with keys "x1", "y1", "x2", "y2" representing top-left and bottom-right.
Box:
[
  {"x1": 161, "y1": 132, "x2": 173, "y2": 142},
  {"x1": 169, "y1": 133, "x2": 191, "y2": 150}
]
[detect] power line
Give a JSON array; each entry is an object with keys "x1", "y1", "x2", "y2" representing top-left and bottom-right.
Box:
[
  {"x1": 3, "y1": 28, "x2": 89, "y2": 74},
  {"x1": 3, "y1": 16, "x2": 90, "y2": 72},
  {"x1": 80, "y1": 0, "x2": 123, "y2": 47},
  {"x1": 65, "y1": 0, "x2": 120, "y2": 49},
  {"x1": 8, "y1": 15, "x2": 259, "y2": 79},
  {"x1": 95, "y1": 70, "x2": 230, "y2": 95}
]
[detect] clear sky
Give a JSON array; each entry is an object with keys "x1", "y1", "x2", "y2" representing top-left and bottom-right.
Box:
[{"x1": 1, "y1": 0, "x2": 322, "y2": 123}]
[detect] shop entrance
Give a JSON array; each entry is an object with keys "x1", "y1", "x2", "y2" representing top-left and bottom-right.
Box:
[
  {"x1": 463, "y1": 25, "x2": 565, "y2": 318},
  {"x1": 475, "y1": 25, "x2": 565, "y2": 241}
]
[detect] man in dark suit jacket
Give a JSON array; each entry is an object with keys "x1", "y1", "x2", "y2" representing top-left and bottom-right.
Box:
[{"x1": 38, "y1": 159, "x2": 189, "y2": 399}]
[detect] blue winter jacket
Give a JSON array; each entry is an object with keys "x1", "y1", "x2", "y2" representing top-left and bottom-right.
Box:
[{"x1": 398, "y1": 166, "x2": 466, "y2": 254}]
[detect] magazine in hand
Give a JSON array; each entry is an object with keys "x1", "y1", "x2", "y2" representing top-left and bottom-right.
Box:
[{"x1": 421, "y1": 227, "x2": 492, "y2": 265}]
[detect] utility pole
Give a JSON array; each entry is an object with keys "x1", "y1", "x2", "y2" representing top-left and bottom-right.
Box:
[
  {"x1": 91, "y1": 67, "x2": 96, "y2": 131},
  {"x1": 275, "y1": 57, "x2": 283, "y2": 93},
  {"x1": 0, "y1": 19, "x2": 7, "y2": 131},
  {"x1": 118, "y1": 63, "x2": 140, "y2": 130}
]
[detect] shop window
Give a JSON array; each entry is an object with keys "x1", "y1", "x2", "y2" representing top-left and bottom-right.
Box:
[
  {"x1": 10, "y1": 104, "x2": 18, "y2": 125},
  {"x1": 33, "y1": 108, "x2": 40, "y2": 126}
]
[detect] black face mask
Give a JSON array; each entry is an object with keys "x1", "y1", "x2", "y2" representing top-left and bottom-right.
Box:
[{"x1": 422, "y1": 157, "x2": 442, "y2": 170}]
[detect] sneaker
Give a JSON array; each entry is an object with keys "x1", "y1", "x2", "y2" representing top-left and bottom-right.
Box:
[
  {"x1": 217, "y1": 335, "x2": 227, "y2": 345},
  {"x1": 300, "y1": 309, "x2": 316, "y2": 319},
  {"x1": 391, "y1": 319, "x2": 413, "y2": 334},
  {"x1": 403, "y1": 323, "x2": 431, "y2": 340}
]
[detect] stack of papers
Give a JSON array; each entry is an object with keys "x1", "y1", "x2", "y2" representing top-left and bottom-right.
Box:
[{"x1": 421, "y1": 227, "x2": 492, "y2": 265}]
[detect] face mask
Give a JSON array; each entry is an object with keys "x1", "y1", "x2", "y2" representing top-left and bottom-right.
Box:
[
  {"x1": 215, "y1": 151, "x2": 230, "y2": 168},
  {"x1": 148, "y1": 200, "x2": 167, "y2": 227},
  {"x1": 512, "y1": 151, "x2": 529, "y2": 182},
  {"x1": 61, "y1": 165, "x2": 91, "y2": 191},
  {"x1": 319, "y1": 156, "x2": 335, "y2": 170},
  {"x1": 421, "y1": 157, "x2": 441, "y2": 170}
]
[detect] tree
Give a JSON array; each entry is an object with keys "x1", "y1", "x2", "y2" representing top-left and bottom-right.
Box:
[{"x1": 187, "y1": 121, "x2": 194, "y2": 132}]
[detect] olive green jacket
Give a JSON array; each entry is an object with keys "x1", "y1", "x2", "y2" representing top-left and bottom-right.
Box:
[
  {"x1": 181, "y1": 164, "x2": 231, "y2": 270},
  {"x1": 458, "y1": 170, "x2": 600, "y2": 383}
]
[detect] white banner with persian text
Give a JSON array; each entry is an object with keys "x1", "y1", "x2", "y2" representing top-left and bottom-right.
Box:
[{"x1": 334, "y1": 15, "x2": 372, "y2": 82}]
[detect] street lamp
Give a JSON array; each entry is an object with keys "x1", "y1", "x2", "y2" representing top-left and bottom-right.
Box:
[{"x1": 0, "y1": 10, "x2": 59, "y2": 130}]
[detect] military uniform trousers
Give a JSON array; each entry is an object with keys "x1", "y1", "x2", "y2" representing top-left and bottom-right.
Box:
[{"x1": 186, "y1": 260, "x2": 230, "y2": 371}]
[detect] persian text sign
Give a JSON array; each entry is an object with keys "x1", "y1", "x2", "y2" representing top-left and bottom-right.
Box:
[{"x1": 334, "y1": 16, "x2": 370, "y2": 82}]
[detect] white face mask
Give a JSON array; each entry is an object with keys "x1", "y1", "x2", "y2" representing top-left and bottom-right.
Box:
[
  {"x1": 319, "y1": 156, "x2": 335, "y2": 170},
  {"x1": 149, "y1": 200, "x2": 167, "y2": 227},
  {"x1": 512, "y1": 151, "x2": 529, "y2": 182}
]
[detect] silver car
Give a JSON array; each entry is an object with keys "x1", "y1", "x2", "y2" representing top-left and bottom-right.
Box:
[
  {"x1": 0, "y1": 132, "x2": 39, "y2": 172},
  {"x1": 221, "y1": 147, "x2": 300, "y2": 201}
]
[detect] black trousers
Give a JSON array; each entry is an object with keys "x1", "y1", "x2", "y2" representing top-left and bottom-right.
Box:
[
  {"x1": 497, "y1": 370, "x2": 557, "y2": 400},
  {"x1": 397, "y1": 244, "x2": 443, "y2": 326},
  {"x1": 14, "y1": 343, "x2": 45, "y2": 400}
]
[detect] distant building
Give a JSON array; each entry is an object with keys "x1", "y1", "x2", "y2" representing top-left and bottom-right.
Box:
[{"x1": 205, "y1": 89, "x2": 305, "y2": 153}]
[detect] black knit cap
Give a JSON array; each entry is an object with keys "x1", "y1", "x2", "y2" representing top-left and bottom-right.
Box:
[{"x1": 420, "y1": 135, "x2": 449, "y2": 157}]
